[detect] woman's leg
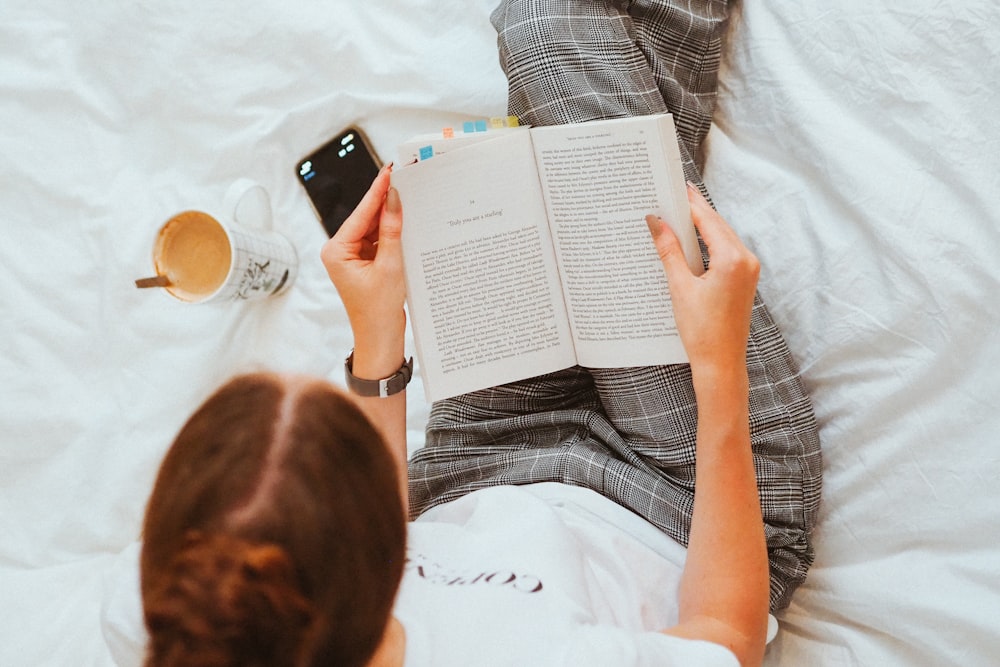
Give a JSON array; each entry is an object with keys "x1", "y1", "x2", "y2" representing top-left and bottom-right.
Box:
[
  {"x1": 495, "y1": 0, "x2": 729, "y2": 179},
  {"x1": 500, "y1": 0, "x2": 822, "y2": 610},
  {"x1": 410, "y1": 365, "x2": 602, "y2": 514}
]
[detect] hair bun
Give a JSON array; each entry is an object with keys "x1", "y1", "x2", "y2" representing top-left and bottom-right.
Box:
[{"x1": 144, "y1": 531, "x2": 314, "y2": 667}]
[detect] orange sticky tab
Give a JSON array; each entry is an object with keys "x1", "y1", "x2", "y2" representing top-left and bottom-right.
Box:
[{"x1": 442, "y1": 127, "x2": 455, "y2": 139}]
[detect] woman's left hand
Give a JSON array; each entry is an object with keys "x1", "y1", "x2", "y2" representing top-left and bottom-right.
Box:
[
  {"x1": 321, "y1": 165, "x2": 409, "y2": 505},
  {"x1": 321, "y1": 164, "x2": 406, "y2": 350}
]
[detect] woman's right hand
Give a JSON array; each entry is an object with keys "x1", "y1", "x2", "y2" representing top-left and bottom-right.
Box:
[
  {"x1": 645, "y1": 183, "x2": 760, "y2": 374},
  {"x1": 650, "y1": 185, "x2": 769, "y2": 667}
]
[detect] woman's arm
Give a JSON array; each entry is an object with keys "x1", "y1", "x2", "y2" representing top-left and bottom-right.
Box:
[
  {"x1": 321, "y1": 166, "x2": 409, "y2": 513},
  {"x1": 647, "y1": 184, "x2": 769, "y2": 667}
]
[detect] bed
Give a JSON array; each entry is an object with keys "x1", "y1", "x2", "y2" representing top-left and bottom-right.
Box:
[{"x1": 2, "y1": 1, "x2": 998, "y2": 665}]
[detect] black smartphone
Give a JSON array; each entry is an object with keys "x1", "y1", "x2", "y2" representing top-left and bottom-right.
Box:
[{"x1": 296, "y1": 126, "x2": 382, "y2": 237}]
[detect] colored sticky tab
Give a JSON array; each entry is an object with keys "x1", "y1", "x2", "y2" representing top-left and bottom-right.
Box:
[
  {"x1": 419, "y1": 145, "x2": 434, "y2": 161},
  {"x1": 474, "y1": 119, "x2": 488, "y2": 132},
  {"x1": 489, "y1": 117, "x2": 505, "y2": 129},
  {"x1": 507, "y1": 115, "x2": 520, "y2": 127},
  {"x1": 442, "y1": 127, "x2": 455, "y2": 139},
  {"x1": 463, "y1": 121, "x2": 475, "y2": 133}
]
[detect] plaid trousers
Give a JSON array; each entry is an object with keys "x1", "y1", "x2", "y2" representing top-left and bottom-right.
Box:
[{"x1": 407, "y1": 0, "x2": 823, "y2": 611}]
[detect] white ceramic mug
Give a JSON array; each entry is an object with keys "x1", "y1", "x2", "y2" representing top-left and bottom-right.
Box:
[{"x1": 137, "y1": 181, "x2": 298, "y2": 303}]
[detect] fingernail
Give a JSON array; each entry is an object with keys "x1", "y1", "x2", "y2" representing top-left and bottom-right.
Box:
[
  {"x1": 386, "y1": 187, "x2": 401, "y2": 213},
  {"x1": 645, "y1": 214, "x2": 663, "y2": 237}
]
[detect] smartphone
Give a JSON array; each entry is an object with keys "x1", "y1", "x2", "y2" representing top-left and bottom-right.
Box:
[{"x1": 296, "y1": 126, "x2": 382, "y2": 237}]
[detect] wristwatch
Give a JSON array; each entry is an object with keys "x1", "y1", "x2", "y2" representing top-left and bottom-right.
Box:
[{"x1": 344, "y1": 351, "x2": 413, "y2": 398}]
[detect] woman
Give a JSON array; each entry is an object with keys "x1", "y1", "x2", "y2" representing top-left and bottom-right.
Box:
[
  {"x1": 133, "y1": 171, "x2": 770, "y2": 667},
  {"x1": 120, "y1": 1, "x2": 821, "y2": 665}
]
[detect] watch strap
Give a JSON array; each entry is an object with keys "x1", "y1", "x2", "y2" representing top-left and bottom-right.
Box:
[{"x1": 344, "y1": 352, "x2": 413, "y2": 398}]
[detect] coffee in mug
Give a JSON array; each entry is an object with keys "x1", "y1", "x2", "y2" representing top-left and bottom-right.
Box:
[{"x1": 152, "y1": 211, "x2": 232, "y2": 301}]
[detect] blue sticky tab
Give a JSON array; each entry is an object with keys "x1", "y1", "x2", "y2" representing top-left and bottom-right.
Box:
[
  {"x1": 475, "y1": 119, "x2": 488, "y2": 132},
  {"x1": 463, "y1": 121, "x2": 475, "y2": 133},
  {"x1": 419, "y1": 145, "x2": 434, "y2": 161}
]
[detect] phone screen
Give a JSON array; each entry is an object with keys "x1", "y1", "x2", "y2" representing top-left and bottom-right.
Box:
[{"x1": 297, "y1": 127, "x2": 381, "y2": 237}]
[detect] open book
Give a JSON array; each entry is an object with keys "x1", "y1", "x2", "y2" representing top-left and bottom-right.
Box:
[{"x1": 391, "y1": 114, "x2": 702, "y2": 402}]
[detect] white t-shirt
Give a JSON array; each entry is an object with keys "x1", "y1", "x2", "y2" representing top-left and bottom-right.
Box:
[
  {"x1": 103, "y1": 483, "x2": 773, "y2": 666},
  {"x1": 396, "y1": 483, "x2": 738, "y2": 666}
]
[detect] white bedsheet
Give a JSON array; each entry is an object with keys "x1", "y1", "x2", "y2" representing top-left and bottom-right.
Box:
[{"x1": 2, "y1": 1, "x2": 998, "y2": 665}]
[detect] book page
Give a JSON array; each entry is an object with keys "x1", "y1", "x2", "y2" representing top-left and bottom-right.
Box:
[
  {"x1": 530, "y1": 115, "x2": 694, "y2": 367},
  {"x1": 391, "y1": 130, "x2": 576, "y2": 401}
]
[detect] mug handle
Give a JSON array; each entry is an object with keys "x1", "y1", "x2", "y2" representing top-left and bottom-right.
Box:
[{"x1": 224, "y1": 178, "x2": 273, "y2": 231}]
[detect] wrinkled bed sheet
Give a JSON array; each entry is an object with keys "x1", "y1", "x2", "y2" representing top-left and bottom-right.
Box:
[{"x1": 2, "y1": 1, "x2": 998, "y2": 665}]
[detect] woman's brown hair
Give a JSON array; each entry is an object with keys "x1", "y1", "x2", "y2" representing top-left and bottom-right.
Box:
[{"x1": 140, "y1": 373, "x2": 406, "y2": 667}]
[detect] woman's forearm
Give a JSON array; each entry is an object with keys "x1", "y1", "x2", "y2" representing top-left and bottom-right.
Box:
[
  {"x1": 667, "y1": 364, "x2": 769, "y2": 666},
  {"x1": 348, "y1": 313, "x2": 409, "y2": 515}
]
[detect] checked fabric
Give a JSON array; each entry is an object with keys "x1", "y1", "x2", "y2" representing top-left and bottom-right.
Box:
[{"x1": 407, "y1": 0, "x2": 823, "y2": 611}]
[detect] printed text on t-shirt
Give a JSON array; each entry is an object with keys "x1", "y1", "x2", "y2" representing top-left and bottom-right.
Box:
[{"x1": 405, "y1": 549, "x2": 544, "y2": 594}]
